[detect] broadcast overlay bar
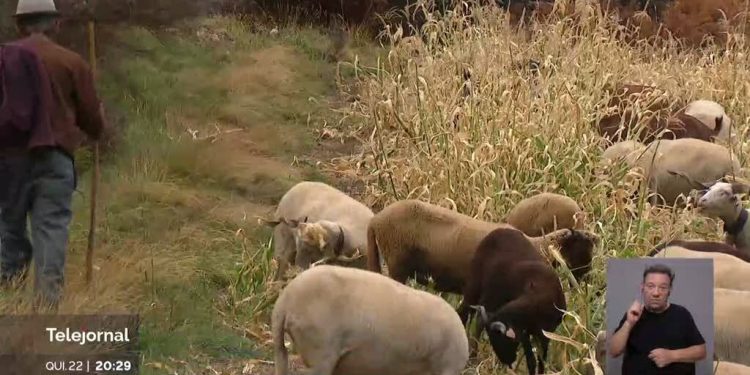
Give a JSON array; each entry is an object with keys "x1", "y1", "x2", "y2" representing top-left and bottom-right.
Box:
[{"x1": 0, "y1": 315, "x2": 140, "y2": 375}]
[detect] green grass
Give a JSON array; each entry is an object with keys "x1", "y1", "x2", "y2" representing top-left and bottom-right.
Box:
[{"x1": 0, "y1": 14, "x2": 383, "y2": 373}]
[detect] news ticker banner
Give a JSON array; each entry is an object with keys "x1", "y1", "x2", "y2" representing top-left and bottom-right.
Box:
[{"x1": 0, "y1": 315, "x2": 140, "y2": 375}]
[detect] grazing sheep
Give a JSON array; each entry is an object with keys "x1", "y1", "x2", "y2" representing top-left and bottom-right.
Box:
[
  {"x1": 595, "y1": 84, "x2": 726, "y2": 145},
  {"x1": 599, "y1": 111, "x2": 721, "y2": 145},
  {"x1": 271, "y1": 265, "x2": 469, "y2": 375},
  {"x1": 505, "y1": 192, "x2": 586, "y2": 237},
  {"x1": 683, "y1": 100, "x2": 733, "y2": 143},
  {"x1": 648, "y1": 239, "x2": 750, "y2": 263},
  {"x1": 596, "y1": 83, "x2": 678, "y2": 143},
  {"x1": 714, "y1": 288, "x2": 750, "y2": 366},
  {"x1": 714, "y1": 360, "x2": 750, "y2": 375},
  {"x1": 600, "y1": 139, "x2": 646, "y2": 167},
  {"x1": 366, "y1": 199, "x2": 598, "y2": 294},
  {"x1": 695, "y1": 181, "x2": 750, "y2": 254},
  {"x1": 601, "y1": 138, "x2": 741, "y2": 206},
  {"x1": 650, "y1": 246, "x2": 750, "y2": 292},
  {"x1": 456, "y1": 227, "x2": 567, "y2": 375},
  {"x1": 260, "y1": 181, "x2": 374, "y2": 280}
]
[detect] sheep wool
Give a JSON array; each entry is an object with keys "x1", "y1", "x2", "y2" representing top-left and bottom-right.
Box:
[
  {"x1": 608, "y1": 138, "x2": 741, "y2": 206},
  {"x1": 683, "y1": 100, "x2": 732, "y2": 143},
  {"x1": 271, "y1": 265, "x2": 469, "y2": 375},
  {"x1": 713, "y1": 361, "x2": 750, "y2": 375},
  {"x1": 650, "y1": 246, "x2": 750, "y2": 292},
  {"x1": 714, "y1": 288, "x2": 750, "y2": 366},
  {"x1": 505, "y1": 192, "x2": 585, "y2": 237}
]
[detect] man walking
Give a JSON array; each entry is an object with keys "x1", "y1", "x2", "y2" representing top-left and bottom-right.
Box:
[
  {"x1": 608, "y1": 263, "x2": 707, "y2": 375},
  {"x1": 0, "y1": 0, "x2": 107, "y2": 311}
]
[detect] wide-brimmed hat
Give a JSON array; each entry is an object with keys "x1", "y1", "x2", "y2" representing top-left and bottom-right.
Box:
[{"x1": 14, "y1": 0, "x2": 60, "y2": 17}]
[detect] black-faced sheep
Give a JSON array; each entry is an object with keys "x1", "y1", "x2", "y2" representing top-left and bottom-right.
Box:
[
  {"x1": 650, "y1": 246, "x2": 750, "y2": 292},
  {"x1": 714, "y1": 288, "x2": 750, "y2": 366},
  {"x1": 456, "y1": 227, "x2": 567, "y2": 375},
  {"x1": 601, "y1": 138, "x2": 742, "y2": 206},
  {"x1": 695, "y1": 181, "x2": 750, "y2": 254},
  {"x1": 648, "y1": 239, "x2": 750, "y2": 263},
  {"x1": 366, "y1": 199, "x2": 598, "y2": 294},
  {"x1": 271, "y1": 265, "x2": 469, "y2": 375},
  {"x1": 260, "y1": 181, "x2": 374, "y2": 280},
  {"x1": 504, "y1": 192, "x2": 586, "y2": 237}
]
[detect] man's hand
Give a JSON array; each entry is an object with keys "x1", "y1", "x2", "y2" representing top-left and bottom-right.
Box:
[
  {"x1": 649, "y1": 348, "x2": 675, "y2": 368},
  {"x1": 626, "y1": 299, "x2": 644, "y2": 325}
]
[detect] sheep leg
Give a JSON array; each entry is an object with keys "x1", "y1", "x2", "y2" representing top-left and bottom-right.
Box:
[
  {"x1": 539, "y1": 337, "x2": 549, "y2": 374},
  {"x1": 519, "y1": 333, "x2": 537, "y2": 375},
  {"x1": 469, "y1": 315, "x2": 484, "y2": 359},
  {"x1": 295, "y1": 247, "x2": 317, "y2": 271},
  {"x1": 274, "y1": 224, "x2": 296, "y2": 281},
  {"x1": 535, "y1": 332, "x2": 550, "y2": 374},
  {"x1": 297, "y1": 345, "x2": 341, "y2": 375}
]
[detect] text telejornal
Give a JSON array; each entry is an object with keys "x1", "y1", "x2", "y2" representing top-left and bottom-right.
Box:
[{"x1": 46, "y1": 328, "x2": 130, "y2": 345}]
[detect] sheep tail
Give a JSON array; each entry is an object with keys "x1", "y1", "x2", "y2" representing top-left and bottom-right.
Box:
[
  {"x1": 272, "y1": 299, "x2": 289, "y2": 375},
  {"x1": 366, "y1": 223, "x2": 382, "y2": 273}
]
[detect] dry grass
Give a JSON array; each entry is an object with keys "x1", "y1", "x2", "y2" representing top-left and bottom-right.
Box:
[{"x1": 329, "y1": 1, "x2": 750, "y2": 373}]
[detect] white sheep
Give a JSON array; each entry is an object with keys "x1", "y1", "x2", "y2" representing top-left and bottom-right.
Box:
[
  {"x1": 271, "y1": 265, "x2": 470, "y2": 375},
  {"x1": 695, "y1": 180, "x2": 750, "y2": 254},
  {"x1": 259, "y1": 181, "x2": 374, "y2": 280},
  {"x1": 683, "y1": 100, "x2": 733, "y2": 143},
  {"x1": 714, "y1": 288, "x2": 750, "y2": 366},
  {"x1": 504, "y1": 192, "x2": 586, "y2": 237},
  {"x1": 650, "y1": 246, "x2": 750, "y2": 292},
  {"x1": 714, "y1": 361, "x2": 750, "y2": 375},
  {"x1": 602, "y1": 138, "x2": 742, "y2": 206}
]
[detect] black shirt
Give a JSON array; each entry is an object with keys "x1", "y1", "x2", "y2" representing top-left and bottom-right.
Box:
[{"x1": 614, "y1": 303, "x2": 706, "y2": 375}]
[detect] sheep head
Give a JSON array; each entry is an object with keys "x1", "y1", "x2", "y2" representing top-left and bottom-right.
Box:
[
  {"x1": 294, "y1": 220, "x2": 346, "y2": 258},
  {"x1": 542, "y1": 229, "x2": 598, "y2": 282},
  {"x1": 696, "y1": 180, "x2": 750, "y2": 218},
  {"x1": 469, "y1": 305, "x2": 516, "y2": 339}
]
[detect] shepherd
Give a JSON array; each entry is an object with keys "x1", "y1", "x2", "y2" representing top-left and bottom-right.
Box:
[{"x1": 0, "y1": 0, "x2": 108, "y2": 311}]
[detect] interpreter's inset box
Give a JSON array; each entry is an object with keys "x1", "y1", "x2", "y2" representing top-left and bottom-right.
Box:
[{"x1": 605, "y1": 258, "x2": 714, "y2": 375}]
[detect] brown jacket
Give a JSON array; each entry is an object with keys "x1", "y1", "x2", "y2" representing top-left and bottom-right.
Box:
[{"x1": 18, "y1": 34, "x2": 105, "y2": 158}]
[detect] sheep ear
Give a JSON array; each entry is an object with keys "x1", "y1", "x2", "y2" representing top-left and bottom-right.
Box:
[
  {"x1": 715, "y1": 116, "x2": 723, "y2": 133},
  {"x1": 285, "y1": 218, "x2": 301, "y2": 228},
  {"x1": 731, "y1": 182, "x2": 750, "y2": 195},
  {"x1": 489, "y1": 321, "x2": 516, "y2": 339},
  {"x1": 258, "y1": 217, "x2": 281, "y2": 227}
]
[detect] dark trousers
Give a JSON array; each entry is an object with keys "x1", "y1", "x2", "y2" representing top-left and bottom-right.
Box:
[{"x1": 0, "y1": 147, "x2": 76, "y2": 310}]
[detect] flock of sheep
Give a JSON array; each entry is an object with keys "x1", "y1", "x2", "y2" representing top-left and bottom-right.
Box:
[{"x1": 259, "y1": 83, "x2": 750, "y2": 375}]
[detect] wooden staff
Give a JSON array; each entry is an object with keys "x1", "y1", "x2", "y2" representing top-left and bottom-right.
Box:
[{"x1": 86, "y1": 18, "x2": 99, "y2": 286}]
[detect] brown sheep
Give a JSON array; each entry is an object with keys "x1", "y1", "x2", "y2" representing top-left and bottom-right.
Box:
[
  {"x1": 595, "y1": 83, "x2": 726, "y2": 145},
  {"x1": 504, "y1": 192, "x2": 586, "y2": 237},
  {"x1": 456, "y1": 227, "x2": 567, "y2": 375},
  {"x1": 366, "y1": 199, "x2": 597, "y2": 294}
]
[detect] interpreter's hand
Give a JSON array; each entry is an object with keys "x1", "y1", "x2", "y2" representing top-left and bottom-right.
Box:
[
  {"x1": 649, "y1": 348, "x2": 674, "y2": 368},
  {"x1": 626, "y1": 299, "x2": 644, "y2": 325}
]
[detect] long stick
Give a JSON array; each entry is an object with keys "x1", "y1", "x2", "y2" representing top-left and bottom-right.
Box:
[{"x1": 86, "y1": 19, "x2": 99, "y2": 286}]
